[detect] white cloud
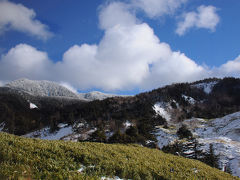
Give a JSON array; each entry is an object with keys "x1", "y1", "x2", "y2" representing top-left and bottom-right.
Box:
[
  {"x1": 176, "y1": 5, "x2": 220, "y2": 35},
  {"x1": 215, "y1": 55, "x2": 240, "y2": 77},
  {"x1": 131, "y1": 0, "x2": 188, "y2": 18},
  {"x1": 99, "y1": 2, "x2": 137, "y2": 30},
  {"x1": 0, "y1": 0, "x2": 52, "y2": 40},
  {"x1": 0, "y1": 44, "x2": 52, "y2": 80},
  {"x1": 0, "y1": 2, "x2": 238, "y2": 92}
]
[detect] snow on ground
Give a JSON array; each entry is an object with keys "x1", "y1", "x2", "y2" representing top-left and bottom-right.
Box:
[
  {"x1": 62, "y1": 128, "x2": 97, "y2": 142},
  {"x1": 123, "y1": 120, "x2": 132, "y2": 128},
  {"x1": 154, "y1": 127, "x2": 177, "y2": 149},
  {"x1": 193, "y1": 81, "x2": 218, "y2": 94},
  {"x1": 76, "y1": 165, "x2": 125, "y2": 180},
  {"x1": 194, "y1": 112, "x2": 240, "y2": 177},
  {"x1": 153, "y1": 102, "x2": 171, "y2": 121},
  {"x1": 24, "y1": 123, "x2": 73, "y2": 140},
  {"x1": 0, "y1": 122, "x2": 5, "y2": 131},
  {"x1": 153, "y1": 112, "x2": 240, "y2": 177},
  {"x1": 182, "y1": 95, "x2": 196, "y2": 105},
  {"x1": 29, "y1": 102, "x2": 38, "y2": 109},
  {"x1": 195, "y1": 112, "x2": 240, "y2": 141},
  {"x1": 198, "y1": 137, "x2": 240, "y2": 177},
  {"x1": 101, "y1": 176, "x2": 124, "y2": 180}
]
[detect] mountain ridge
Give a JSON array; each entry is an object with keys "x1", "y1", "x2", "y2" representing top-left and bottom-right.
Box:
[{"x1": 5, "y1": 78, "x2": 125, "y2": 101}]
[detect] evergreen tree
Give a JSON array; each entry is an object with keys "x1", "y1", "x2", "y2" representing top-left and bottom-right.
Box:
[
  {"x1": 203, "y1": 144, "x2": 219, "y2": 169},
  {"x1": 177, "y1": 125, "x2": 193, "y2": 139},
  {"x1": 89, "y1": 128, "x2": 107, "y2": 143}
]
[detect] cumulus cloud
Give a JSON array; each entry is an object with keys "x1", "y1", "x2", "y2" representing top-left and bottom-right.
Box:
[
  {"x1": 99, "y1": 2, "x2": 137, "y2": 30},
  {"x1": 176, "y1": 5, "x2": 220, "y2": 35},
  {"x1": 0, "y1": 0, "x2": 52, "y2": 40},
  {"x1": 214, "y1": 56, "x2": 240, "y2": 77},
  {"x1": 0, "y1": 2, "x2": 238, "y2": 92},
  {"x1": 131, "y1": 0, "x2": 188, "y2": 18},
  {"x1": 0, "y1": 2, "x2": 207, "y2": 91},
  {"x1": 0, "y1": 44, "x2": 52, "y2": 80}
]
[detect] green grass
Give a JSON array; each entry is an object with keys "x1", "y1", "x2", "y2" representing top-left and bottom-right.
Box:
[{"x1": 0, "y1": 132, "x2": 238, "y2": 180}]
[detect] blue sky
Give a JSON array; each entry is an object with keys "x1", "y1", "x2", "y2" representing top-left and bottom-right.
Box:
[{"x1": 0, "y1": 0, "x2": 240, "y2": 94}]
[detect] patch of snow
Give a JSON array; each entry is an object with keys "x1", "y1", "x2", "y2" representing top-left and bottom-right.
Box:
[
  {"x1": 77, "y1": 164, "x2": 95, "y2": 173},
  {"x1": 101, "y1": 176, "x2": 124, "y2": 180},
  {"x1": 183, "y1": 150, "x2": 195, "y2": 155},
  {"x1": 62, "y1": 128, "x2": 97, "y2": 142},
  {"x1": 154, "y1": 127, "x2": 177, "y2": 149},
  {"x1": 29, "y1": 102, "x2": 38, "y2": 109},
  {"x1": 77, "y1": 165, "x2": 86, "y2": 173},
  {"x1": 123, "y1": 121, "x2": 132, "y2": 128},
  {"x1": 77, "y1": 123, "x2": 85, "y2": 128},
  {"x1": 146, "y1": 140, "x2": 155, "y2": 145},
  {"x1": 153, "y1": 102, "x2": 171, "y2": 121},
  {"x1": 105, "y1": 130, "x2": 114, "y2": 139},
  {"x1": 192, "y1": 168, "x2": 199, "y2": 174},
  {"x1": 182, "y1": 95, "x2": 196, "y2": 105},
  {"x1": 195, "y1": 112, "x2": 240, "y2": 141},
  {"x1": 0, "y1": 122, "x2": 5, "y2": 131},
  {"x1": 193, "y1": 81, "x2": 218, "y2": 94},
  {"x1": 24, "y1": 123, "x2": 73, "y2": 140},
  {"x1": 194, "y1": 112, "x2": 240, "y2": 177},
  {"x1": 198, "y1": 137, "x2": 240, "y2": 177}
]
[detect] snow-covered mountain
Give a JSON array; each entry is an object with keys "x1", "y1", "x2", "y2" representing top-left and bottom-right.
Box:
[
  {"x1": 5, "y1": 78, "x2": 79, "y2": 98},
  {"x1": 78, "y1": 91, "x2": 125, "y2": 101},
  {"x1": 4, "y1": 78, "x2": 124, "y2": 101}
]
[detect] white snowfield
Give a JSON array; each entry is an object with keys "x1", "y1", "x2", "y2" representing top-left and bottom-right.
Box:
[
  {"x1": 154, "y1": 127, "x2": 177, "y2": 149},
  {"x1": 193, "y1": 81, "x2": 218, "y2": 94},
  {"x1": 24, "y1": 123, "x2": 73, "y2": 140},
  {"x1": 194, "y1": 112, "x2": 240, "y2": 177}
]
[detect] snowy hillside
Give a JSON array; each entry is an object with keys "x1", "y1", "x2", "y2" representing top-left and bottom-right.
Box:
[
  {"x1": 78, "y1": 91, "x2": 126, "y2": 101},
  {"x1": 192, "y1": 80, "x2": 218, "y2": 94},
  {"x1": 194, "y1": 112, "x2": 240, "y2": 177},
  {"x1": 153, "y1": 110, "x2": 240, "y2": 177},
  {"x1": 5, "y1": 78, "x2": 79, "y2": 98},
  {"x1": 5, "y1": 78, "x2": 126, "y2": 101}
]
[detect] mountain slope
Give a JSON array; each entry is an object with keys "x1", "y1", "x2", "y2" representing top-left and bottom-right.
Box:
[
  {"x1": 1, "y1": 77, "x2": 240, "y2": 176},
  {"x1": 0, "y1": 132, "x2": 238, "y2": 180},
  {"x1": 5, "y1": 78, "x2": 124, "y2": 101},
  {"x1": 79, "y1": 91, "x2": 125, "y2": 101},
  {"x1": 5, "y1": 78, "x2": 79, "y2": 98}
]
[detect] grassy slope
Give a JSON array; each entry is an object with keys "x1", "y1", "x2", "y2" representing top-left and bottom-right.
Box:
[{"x1": 0, "y1": 132, "x2": 238, "y2": 180}]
